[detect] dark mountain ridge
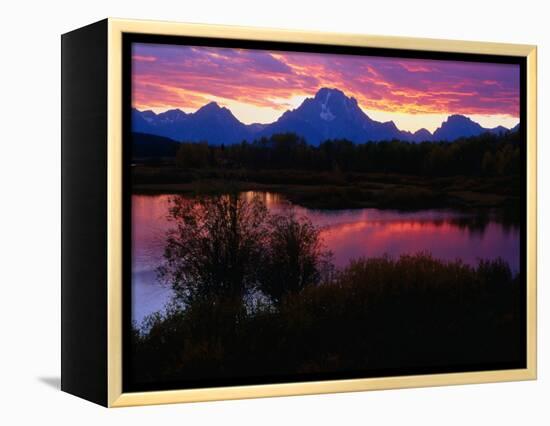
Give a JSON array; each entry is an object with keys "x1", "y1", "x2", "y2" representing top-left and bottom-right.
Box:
[{"x1": 133, "y1": 87, "x2": 518, "y2": 145}]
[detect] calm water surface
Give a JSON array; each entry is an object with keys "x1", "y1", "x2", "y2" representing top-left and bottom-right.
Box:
[{"x1": 132, "y1": 192, "x2": 519, "y2": 324}]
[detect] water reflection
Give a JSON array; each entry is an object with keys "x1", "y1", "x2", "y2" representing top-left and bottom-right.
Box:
[{"x1": 132, "y1": 192, "x2": 519, "y2": 323}]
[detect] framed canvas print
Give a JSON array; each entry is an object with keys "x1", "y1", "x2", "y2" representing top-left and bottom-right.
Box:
[{"x1": 61, "y1": 18, "x2": 537, "y2": 407}]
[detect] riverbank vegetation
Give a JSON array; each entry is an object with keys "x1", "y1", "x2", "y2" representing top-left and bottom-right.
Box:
[
  {"x1": 129, "y1": 193, "x2": 522, "y2": 388},
  {"x1": 131, "y1": 252, "x2": 521, "y2": 387}
]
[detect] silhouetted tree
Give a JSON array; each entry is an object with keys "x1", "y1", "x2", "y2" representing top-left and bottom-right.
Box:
[
  {"x1": 158, "y1": 192, "x2": 332, "y2": 309},
  {"x1": 158, "y1": 193, "x2": 269, "y2": 307},
  {"x1": 259, "y1": 211, "x2": 331, "y2": 305}
]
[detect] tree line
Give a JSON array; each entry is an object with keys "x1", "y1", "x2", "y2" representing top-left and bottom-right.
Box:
[{"x1": 174, "y1": 130, "x2": 521, "y2": 177}]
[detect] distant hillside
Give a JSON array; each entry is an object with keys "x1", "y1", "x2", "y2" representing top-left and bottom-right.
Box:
[
  {"x1": 132, "y1": 87, "x2": 518, "y2": 146},
  {"x1": 132, "y1": 132, "x2": 180, "y2": 159}
]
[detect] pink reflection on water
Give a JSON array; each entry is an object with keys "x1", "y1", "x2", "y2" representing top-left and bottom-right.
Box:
[
  {"x1": 240, "y1": 191, "x2": 519, "y2": 270},
  {"x1": 319, "y1": 218, "x2": 517, "y2": 269},
  {"x1": 132, "y1": 194, "x2": 173, "y2": 273}
]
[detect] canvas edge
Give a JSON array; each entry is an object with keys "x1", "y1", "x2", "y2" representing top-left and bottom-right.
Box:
[
  {"x1": 107, "y1": 18, "x2": 123, "y2": 408},
  {"x1": 106, "y1": 17, "x2": 537, "y2": 408}
]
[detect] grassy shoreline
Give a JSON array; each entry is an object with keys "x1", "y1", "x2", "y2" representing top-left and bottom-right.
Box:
[
  {"x1": 132, "y1": 166, "x2": 520, "y2": 212},
  {"x1": 131, "y1": 253, "x2": 522, "y2": 386}
]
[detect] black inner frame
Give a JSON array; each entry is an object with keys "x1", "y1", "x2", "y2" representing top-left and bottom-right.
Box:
[{"x1": 122, "y1": 33, "x2": 528, "y2": 393}]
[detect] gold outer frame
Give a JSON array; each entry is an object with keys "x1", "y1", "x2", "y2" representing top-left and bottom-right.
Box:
[{"x1": 106, "y1": 18, "x2": 537, "y2": 407}]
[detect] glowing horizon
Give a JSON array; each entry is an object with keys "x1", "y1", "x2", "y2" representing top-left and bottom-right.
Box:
[{"x1": 132, "y1": 43, "x2": 520, "y2": 133}]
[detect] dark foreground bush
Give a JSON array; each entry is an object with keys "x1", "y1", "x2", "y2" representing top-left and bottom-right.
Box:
[{"x1": 130, "y1": 253, "x2": 522, "y2": 387}]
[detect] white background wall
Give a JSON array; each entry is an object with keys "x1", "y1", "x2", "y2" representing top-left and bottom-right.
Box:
[{"x1": 0, "y1": 0, "x2": 547, "y2": 423}]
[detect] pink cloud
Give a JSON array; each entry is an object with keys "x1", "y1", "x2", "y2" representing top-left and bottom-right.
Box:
[{"x1": 131, "y1": 43, "x2": 520, "y2": 119}]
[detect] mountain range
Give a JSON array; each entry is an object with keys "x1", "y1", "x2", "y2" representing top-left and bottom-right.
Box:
[{"x1": 132, "y1": 87, "x2": 518, "y2": 146}]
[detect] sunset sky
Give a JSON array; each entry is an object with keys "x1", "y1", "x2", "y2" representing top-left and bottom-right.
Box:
[{"x1": 132, "y1": 43, "x2": 520, "y2": 133}]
